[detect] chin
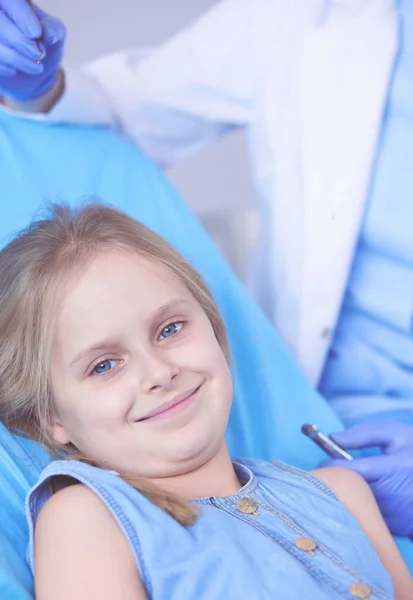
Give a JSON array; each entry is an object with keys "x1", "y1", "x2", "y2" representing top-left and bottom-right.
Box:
[
  {"x1": 175, "y1": 438, "x2": 211, "y2": 462},
  {"x1": 171, "y1": 431, "x2": 222, "y2": 470}
]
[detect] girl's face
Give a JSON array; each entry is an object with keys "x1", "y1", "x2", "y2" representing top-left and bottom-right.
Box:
[{"x1": 49, "y1": 250, "x2": 233, "y2": 477}]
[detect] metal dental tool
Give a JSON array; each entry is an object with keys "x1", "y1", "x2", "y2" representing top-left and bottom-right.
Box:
[{"x1": 301, "y1": 423, "x2": 354, "y2": 460}]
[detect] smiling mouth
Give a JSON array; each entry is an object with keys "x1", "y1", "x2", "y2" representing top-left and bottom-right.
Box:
[{"x1": 138, "y1": 385, "x2": 202, "y2": 422}]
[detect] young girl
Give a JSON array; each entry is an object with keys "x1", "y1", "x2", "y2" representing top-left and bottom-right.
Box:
[{"x1": 0, "y1": 203, "x2": 411, "y2": 600}]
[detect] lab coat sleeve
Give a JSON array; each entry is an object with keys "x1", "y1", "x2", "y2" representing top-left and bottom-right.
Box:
[{"x1": 48, "y1": 0, "x2": 264, "y2": 166}]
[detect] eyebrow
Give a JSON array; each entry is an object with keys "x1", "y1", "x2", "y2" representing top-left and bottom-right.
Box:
[
  {"x1": 154, "y1": 299, "x2": 191, "y2": 321},
  {"x1": 70, "y1": 341, "x2": 123, "y2": 368},
  {"x1": 69, "y1": 298, "x2": 191, "y2": 368}
]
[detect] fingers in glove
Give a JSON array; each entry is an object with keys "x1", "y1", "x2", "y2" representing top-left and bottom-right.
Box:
[
  {"x1": 0, "y1": 41, "x2": 43, "y2": 74},
  {"x1": 0, "y1": 63, "x2": 16, "y2": 75},
  {"x1": 319, "y1": 455, "x2": 391, "y2": 482},
  {"x1": 33, "y1": 6, "x2": 66, "y2": 46},
  {"x1": 330, "y1": 422, "x2": 407, "y2": 451},
  {"x1": 0, "y1": 0, "x2": 42, "y2": 39},
  {"x1": 0, "y1": 10, "x2": 43, "y2": 60}
]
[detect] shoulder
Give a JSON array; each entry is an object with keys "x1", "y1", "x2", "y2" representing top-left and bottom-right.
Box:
[
  {"x1": 311, "y1": 465, "x2": 389, "y2": 536},
  {"x1": 310, "y1": 466, "x2": 372, "y2": 507},
  {"x1": 311, "y1": 466, "x2": 380, "y2": 515},
  {"x1": 35, "y1": 485, "x2": 147, "y2": 600},
  {"x1": 35, "y1": 483, "x2": 121, "y2": 556},
  {"x1": 37, "y1": 482, "x2": 108, "y2": 527}
]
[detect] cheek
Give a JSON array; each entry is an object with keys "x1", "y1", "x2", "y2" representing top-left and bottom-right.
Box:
[
  {"x1": 52, "y1": 381, "x2": 125, "y2": 433},
  {"x1": 186, "y1": 325, "x2": 228, "y2": 368},
  {"x1": 196, "y1": 337, "x2": 233, "y2": 397},
  {"x1": 49, "y1": 379, "x2": 77, "y2": 426},
  {"x1": 214, "y1": 356, "x2": 233, "y2": 403},
  {"x1": 207, "y1": 342, "x2": 231, "y2": 383}
]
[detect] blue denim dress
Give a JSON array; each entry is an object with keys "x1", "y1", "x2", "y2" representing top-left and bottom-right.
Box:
[{"x1": 26, "y1": 458, "x2": 394, "y2": 599}]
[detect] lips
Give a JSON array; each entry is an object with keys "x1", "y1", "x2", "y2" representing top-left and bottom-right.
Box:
[{"x1": 138, "y1": 385, "x2": 201, "y2": 422}]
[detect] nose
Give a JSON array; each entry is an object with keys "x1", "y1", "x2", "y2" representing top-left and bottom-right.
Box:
[{"x1": 138, "y1": 347, "x2": 179, "y2": 393}]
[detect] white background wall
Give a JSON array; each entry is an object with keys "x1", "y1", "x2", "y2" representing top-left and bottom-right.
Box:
[{"x1": 39, "y1": 0, "x2": 257, "y2": 277}]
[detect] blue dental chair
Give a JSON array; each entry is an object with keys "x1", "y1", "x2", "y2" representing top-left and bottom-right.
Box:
[{"x1": 0, "y1": 109, "x2": 411, "y2": 597}]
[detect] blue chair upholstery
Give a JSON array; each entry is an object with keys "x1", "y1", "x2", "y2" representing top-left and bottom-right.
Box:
[
  {"x1": 0, "y1": 427, "x2": 48, "y2": 599},
  {"x1": 0, "y1": 110, "x2": 410, "y2": 597}
]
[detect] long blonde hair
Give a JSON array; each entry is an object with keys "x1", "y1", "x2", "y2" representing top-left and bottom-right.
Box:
[{"x1": 0, "y1": 202, "x2": 230, "y2": 525}]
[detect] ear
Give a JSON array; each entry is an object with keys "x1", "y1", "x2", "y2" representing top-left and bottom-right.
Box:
[{"x1": 48, "y1": 413, "x2": 71, "y2": 446}]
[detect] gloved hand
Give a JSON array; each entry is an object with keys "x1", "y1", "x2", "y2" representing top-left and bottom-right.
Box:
[
  {"x1": 0, "y1": 0, "x2": 66, "y2": 101},
  {"x1": 320, "y1": 422, "x2": 413, "y2": 537}
]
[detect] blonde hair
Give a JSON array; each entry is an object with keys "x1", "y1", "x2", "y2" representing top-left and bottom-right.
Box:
[{"x1": 0, "y1": 202, "x2": 230, "y2": 525}]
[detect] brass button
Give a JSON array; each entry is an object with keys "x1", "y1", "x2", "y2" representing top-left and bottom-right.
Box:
[
  {"x1": 294, "y1": 537, "x2": 317, "y2": 556},
  {"x1": 349, "y1": 582, "x2": 372, "y2": 599},
  {"x1": 236, "y1": 498, "x2": 259, "y2": 514}
]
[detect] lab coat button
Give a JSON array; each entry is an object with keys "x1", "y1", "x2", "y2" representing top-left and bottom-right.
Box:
[
  {"x1": 349, "y1": 582, "x2": 372, "y2": 599},
  {"x1": 294, "y1": 537, "x2": 317, "y2": 556},
  {"x1": 321, "y1": 327, "x2": 332, "y2": 340},
  {"x1": 236, "y1": 498, "x2": 258, "y2": 514}
]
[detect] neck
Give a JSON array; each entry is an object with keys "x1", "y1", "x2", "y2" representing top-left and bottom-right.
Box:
[{"x1": 151, "y1": 443, "x2": 241, "y2": 500}]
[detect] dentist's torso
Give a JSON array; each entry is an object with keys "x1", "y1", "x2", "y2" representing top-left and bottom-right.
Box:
[{"x1": 245, "y1": 0, "x2": 398, "y2": 385}]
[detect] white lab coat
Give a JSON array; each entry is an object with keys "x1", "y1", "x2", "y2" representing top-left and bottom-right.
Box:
[{"x1": 46, "y1": 0, "x2": 399, "y2": 385}]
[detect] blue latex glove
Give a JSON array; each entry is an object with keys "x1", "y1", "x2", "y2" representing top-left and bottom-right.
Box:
[
  {"x1": 0, "y1": 1, "x2": 65, "y2": 100},
  {"x1": 320, "y1": 422, "x2": 413, "y2": 537}
]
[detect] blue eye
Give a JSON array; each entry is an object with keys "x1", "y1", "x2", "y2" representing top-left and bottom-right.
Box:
[
  {"x1": 92, "y1": 359, "x2": 117, "y2": 375},
  {"x1": 158, "y1": 322, "x2": 184, "y2": 340}
]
